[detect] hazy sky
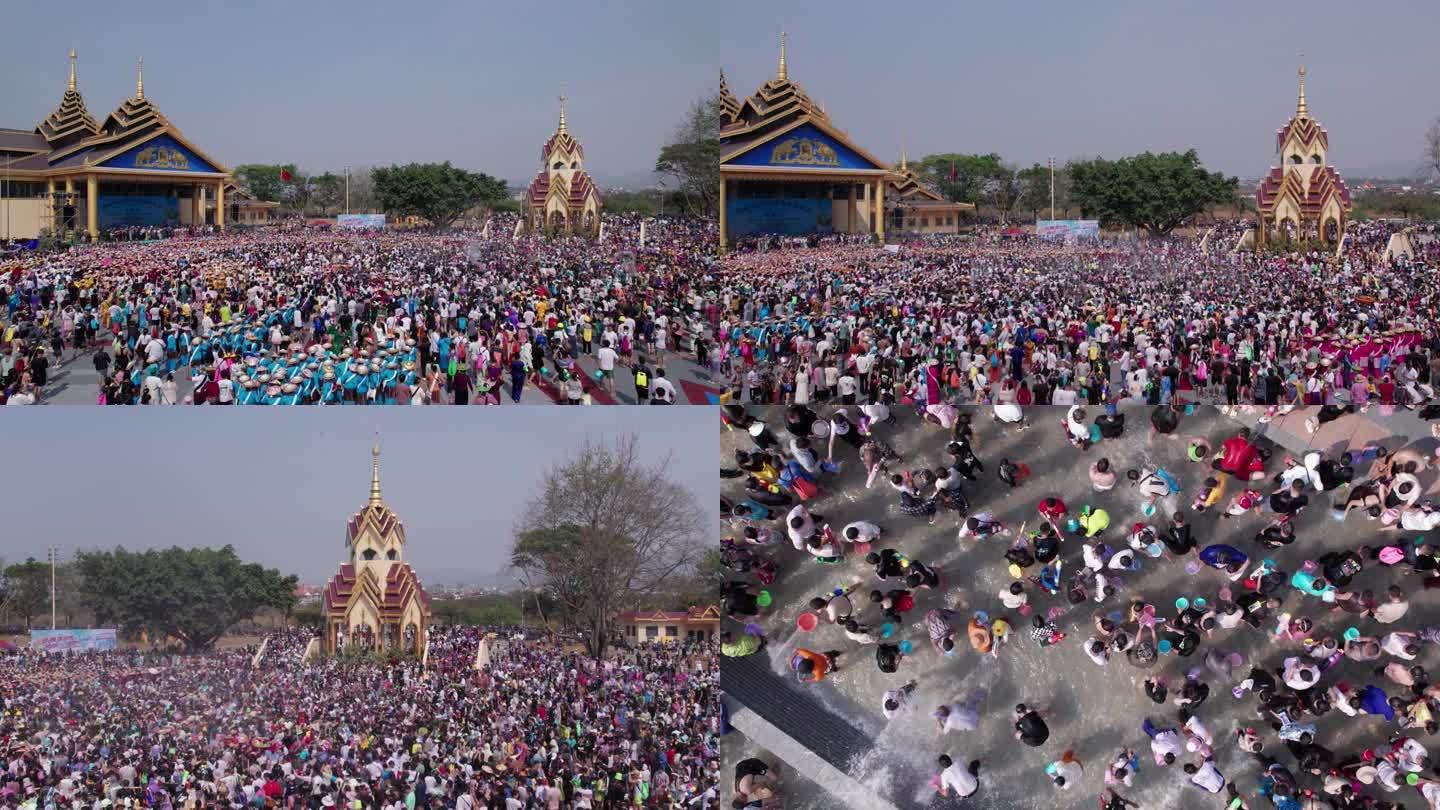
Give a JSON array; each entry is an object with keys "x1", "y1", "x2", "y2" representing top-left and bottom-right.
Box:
[
  {"x1": 0, "y1": 408, "x2": 717, "y2": 585},
  {"x1": 720, "y1": 1, "x2": 1439, "y2": 178},
  {"x1": 1, "y1": 0, "x2": 716, "y2": 184}
]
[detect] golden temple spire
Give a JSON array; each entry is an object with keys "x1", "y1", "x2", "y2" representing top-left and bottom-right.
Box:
[
  {"x1": 778, "y1": 31, "x2": 788, "y2": 80},
  {"x1": 369, "y1": 442, "x2": 383, "y2": 505},
  {"x1": 557, "y1": 93, "x2": 567, "y2": 134},
  {"x1": 67, "y1": 49, "x2": 76, "y2": 92},
  {"x1": 1296, "y1": 61, "x2": 1307, "y2": 119},
  {"x1": 136, "y1": 56, "x2": 144, "y2": 100}
]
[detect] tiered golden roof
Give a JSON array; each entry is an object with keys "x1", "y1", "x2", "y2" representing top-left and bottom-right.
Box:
[
  {"x1": 36, "y1": 50, "x2": 100, "y2": 145},
  {"x1": 718, "y1": 69, "x2": 741, "y2": 123},
  {"x1": 720, "y1": 33, "x2": 831, "y2": 139}
]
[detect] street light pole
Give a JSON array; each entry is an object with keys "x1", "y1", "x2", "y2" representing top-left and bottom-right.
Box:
[
  {"x1": 345, "y1": 165, "x2": 351, "y2": 215},
  {"x1": 1048, "y1": 156, "x2": 1055, "y2": 222},
  {"x1": 48, "y1": 545, "x2": 57, "y2": 630}
]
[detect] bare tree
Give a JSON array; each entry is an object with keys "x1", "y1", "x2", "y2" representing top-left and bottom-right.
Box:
[
  {"x1": 510, "y1": 435, "x2": 703, "y2": 659},
  {"x1": 1426, "y1": 117, "x2": 1440, "y2": 181}
]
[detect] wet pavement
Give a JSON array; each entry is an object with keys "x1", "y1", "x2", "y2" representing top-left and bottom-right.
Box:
[{"x1": 721, "y1": 404, "x2": 1438, "y2": 809}]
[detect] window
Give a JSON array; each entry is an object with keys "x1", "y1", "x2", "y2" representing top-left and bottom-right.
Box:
[
  {"x1": 362, "y1": 549, "x2": 377, "y2": 560},
  {"x1": 666, "y1": 626, "x2": 678, "y2": 637},
  {"x1": 921, "y1": 217, "x2": 929, "y2": 227},
  {"x1": 626, "y1": 625, "x2": 635, "y2": 636},
  {"x1": 946, "y1": 216, "x2": 954, "y2": 226},
  {"x1": 571, "y1": 162, "x2": 579, "y2": 169},
  {"x1": 1311, "y1": 155, "x2": 1322, "y2": 164},
  {"x1": 1289, "y1": 154, "x2": 1302, "y2": 164},
  {"x1": 386, "y1": 550, "x2": 397, "y2": 560},
  {"x1": 552, "y1": 162, "x2": 564, "y2": 170},
  {"x1": 645, "y1": 626, "x2": 659, "y2": 639}
]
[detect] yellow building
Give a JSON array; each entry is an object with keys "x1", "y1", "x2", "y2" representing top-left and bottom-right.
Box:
[
  {"x1": 617, "y1": 606, "x2": 720, "y2": 644},
  {"x1": 321, "y1": 445, "x2": 432, "y2": 656},
  {"x1": 888, "y1": 151, "x2": 974, "y2": 234},
  {"x1": 0, "y1": 52, "x2": 244, "y2": 241},
  {"x1": 524, "y1": 96, "x2": 602, "y2": 236},
  {"x1": 1254, "y1": 65, "x2": 1352, "y2": 247}
]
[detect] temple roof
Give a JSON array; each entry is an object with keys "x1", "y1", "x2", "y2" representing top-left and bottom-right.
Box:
[
  {"x1": 346, "y1": 444, "x2": 407, "y2": 546},
  {"x1": 1255, "y1": 164, "x2": 1352, "y2": 216},
  {"x1": 720, "y1": 34, "x2": 830, "y2": 143},
  {"x1": 36, "y1": 52, "x2": 100, "y2": 147},
  {"x1": 321, "y1": 562, "x2": 432, "y2": 619},
  {"x1": 888, "y1": 152, "x2": 968, "y2": 206},
  {"x1": 1274, "y1": 65, "x2": 1329, "y2": 154},
  {"x1": 721, "y1": 35, "x2": 889, "y2": 173},
  {"x1": 541, "y1": 95, "x2": 584, "y2": 162},
  {"x1": 718, "y1": 69, "x2": 741, "y2": 123}
]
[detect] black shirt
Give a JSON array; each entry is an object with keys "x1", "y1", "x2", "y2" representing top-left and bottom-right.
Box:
[{"x1": 1015, "y1": 711, "x2": 1049, "y2": 746}]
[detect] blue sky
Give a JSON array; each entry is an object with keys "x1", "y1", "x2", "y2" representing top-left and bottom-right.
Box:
[
  {"x1": 0, "y1": 408, "x2": 717, "y2": 585},
  {"x1": 2, "y1": 0, "x2": 716, "y2": 185},
  {"x1": 721, "y1": 0, "x2": 1439, "y2": 178}
]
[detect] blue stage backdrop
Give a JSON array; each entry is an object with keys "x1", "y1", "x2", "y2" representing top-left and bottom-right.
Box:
[
  {"x1": 98, "y1": 195, "x2": 180, "y2": 228},
  {"x1": 726, "y1": 198, "x2": 834, "y2": 237}
]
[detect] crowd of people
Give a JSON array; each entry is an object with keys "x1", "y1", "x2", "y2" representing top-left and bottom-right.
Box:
[
  {"x1": 0, "y1": 625, "x2": 719, "y2": 809},
  {"x1": 710, "y1": 221, "x2": 1440, "y2": 425},
  {"x1": 0, "y1": 214, "x2": 714, "y2": 405},
  {"x1": 721, "y1": 400, "x2": 1440, "y2": 808}
]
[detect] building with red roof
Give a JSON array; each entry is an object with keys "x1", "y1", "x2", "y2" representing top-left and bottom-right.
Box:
[
  {"x1": 320, "y1": 444, "x2": 431, "y2": 655},
  {"x1": 523, "y1": 96, "x2": 602, "y2": 236},
  {"x1": 1254, "y1": 65, "x2": 1352, "y2": 248}
]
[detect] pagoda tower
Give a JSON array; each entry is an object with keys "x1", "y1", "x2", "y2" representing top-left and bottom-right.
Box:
[
  {"x1": 524, "y1": 95, "x2": 603, "y2": 236},
  {"x1": 1254, "y1": 64, "x2": 1352, "y2": 247},
  {"x1": 321, "y1": 444, "x2": 431, "y2": 655}
]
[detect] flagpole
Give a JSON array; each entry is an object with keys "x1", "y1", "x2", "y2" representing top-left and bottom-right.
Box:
[{"x1": 345, "y1": 165, "x2": 351, "y2": 215}]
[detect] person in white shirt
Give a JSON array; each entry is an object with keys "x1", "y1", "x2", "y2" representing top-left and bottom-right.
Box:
[
  {"x1": 881, "y1": 680, "x2": 917, "y2": 719},
  {"x1": 1145, "y1": 718, "x2": 1183, "y2": 765},
  {"x1": 1184, "y1": 757, "x2": 1225, "y2": 793},
  {"x1": 934, "y1": 694, "x2": 981, "y2": 734},
  {"x1": 595, "y1": 342, "x2": 619, "y2": 393},
  {"x1": 936, "y1": 754, "x2": 979, "y2": 798},
  {"x1": 649, "y1": 370, "x2": 676, "y2": 404}
]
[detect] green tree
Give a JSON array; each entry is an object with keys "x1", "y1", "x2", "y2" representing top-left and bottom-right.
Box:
[
  {"x1": 372, "y1": 162, "x2": 507, "y2": 228},
  {"x1": 233, "y1": 164, "x2": 297, "y2": 203},
  {"x1": 510, "y1": 435, "x2": 703, "y2": 659},
  {"x1": 1, "y1": 558, "x2": 50, "y2": 629},
  {"x1": 1067, "y1": 150, "x2": 1237, "y2": 235},
  {"x1": 603, "y1": 190, "x2": 660, "y2": 216},
  {"x1": 655, "y1": 92, "x2": 720, "y2": 217},
  {"x1": 74, "y1": 545, "x2": 297, "y2": 650},
  {"x1": 310, "y1": 172, "x2": 344, "y2": 215},
  {"x1": 984, "y1": 163, "x2": 1024, "y2": 221},
  {"x1": 912, "y1": 153, "x2": 1007, "y2": 205}
]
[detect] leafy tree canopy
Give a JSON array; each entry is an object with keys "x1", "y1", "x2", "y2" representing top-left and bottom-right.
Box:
[
  {"x1": 656, "y1": 93, "x2": 720, "y2": 217},
  {"x1": 371, "y1": 162, "x2": 508, "y2": 229},
  {"x1": 74, "y1": 545, "x2": 297, "y2": 650},
  {"x1": 1066, "y1": 150, "x2": 1237, "y2": 235}
]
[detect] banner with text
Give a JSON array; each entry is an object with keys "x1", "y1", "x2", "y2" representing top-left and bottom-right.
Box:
[
  {"x1": 335, "y1": 214, "x2": 386, "y2": 230},
  {"x1": 30, "y1": 629, "x2": 118, "y2": 654},
  {"x1": 1036, "y1": 219, "x2": 1099, "y2": 240}
]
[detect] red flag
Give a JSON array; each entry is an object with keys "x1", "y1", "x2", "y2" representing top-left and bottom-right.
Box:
[
  {"x1": 280, "y1": 169, "x2": 293, "y2": 182},
  {"x1": 949, "y1": 162, "x2": 957, "y2": 182}
]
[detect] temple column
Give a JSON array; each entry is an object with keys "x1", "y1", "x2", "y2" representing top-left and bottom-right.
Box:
[
  {"x1": 191, "y1": 185, "x2": 201, "y2": 226},
  {"x1": 215, "y1": 181, "x2": 225, "y2": 231},
  {"x1": 848, "y1": 183, "x2": 857, "y2": 234},
  {"x1": 85, "y1": 174, "x2": 98, "y2": 238},
  {"x1": 873, "y1": 179, "x2": 885, "y2": 243},
  {"x1": 718, "y1": 177, "x2": 727, "y2": 250},
  {"x1": 46, "y1": 179, "x2": 54, "y2": 196}
]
